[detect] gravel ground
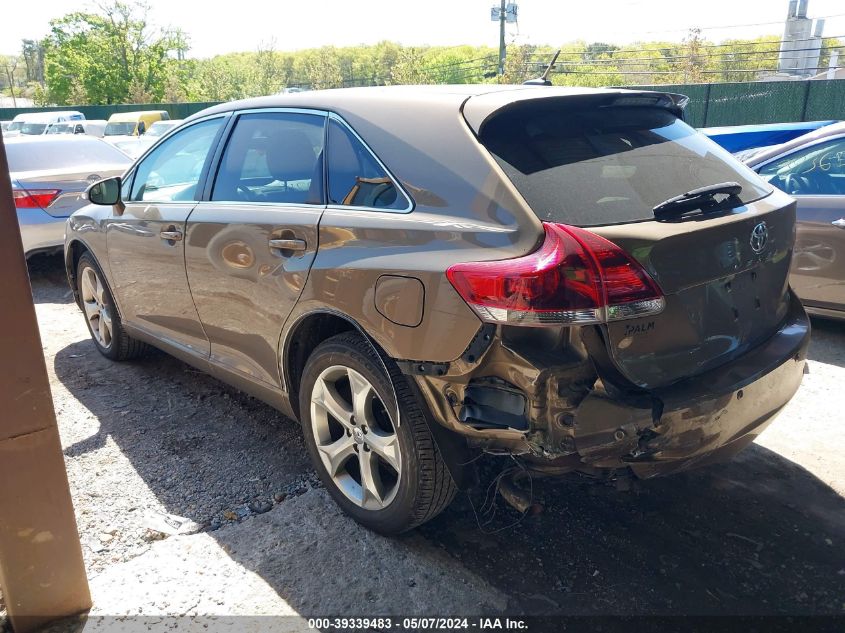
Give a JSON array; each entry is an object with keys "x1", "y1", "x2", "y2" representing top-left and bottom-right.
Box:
[{"x1": 4, "y1": 254, "x2": 845, "y2": 624}]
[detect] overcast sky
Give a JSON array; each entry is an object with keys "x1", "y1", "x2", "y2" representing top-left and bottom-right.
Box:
[{"x1": 4, "y1": 0, "x2": 845, "y2": 57}]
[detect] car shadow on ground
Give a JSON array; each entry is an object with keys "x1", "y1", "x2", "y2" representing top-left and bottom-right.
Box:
[
  {"x1": 808, "y1": 316, "x2": 845, "y2": 367},
  {"x1": 51, "y1": 328, "x2": 845, "y2": 617},
  {"x1": 28, "y1": 253, "x2": 75, "y2": 304}
]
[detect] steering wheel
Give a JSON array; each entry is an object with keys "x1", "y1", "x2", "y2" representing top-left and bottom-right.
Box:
[{"x1": 783, "y1": 173, "x2": 810, "y2": 195}]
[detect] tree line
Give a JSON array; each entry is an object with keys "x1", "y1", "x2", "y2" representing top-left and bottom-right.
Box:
[{"x1": 1, "y1": 1, "x2": 841, "y2": 106}]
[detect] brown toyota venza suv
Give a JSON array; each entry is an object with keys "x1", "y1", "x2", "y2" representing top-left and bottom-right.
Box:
[{"x1": 66, "y1": 86, "x2": 810, "y2": 534}]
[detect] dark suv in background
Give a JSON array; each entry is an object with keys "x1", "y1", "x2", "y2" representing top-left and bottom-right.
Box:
[{"x1": 66, "y1": 86, "x2": 809, "y2": 533}]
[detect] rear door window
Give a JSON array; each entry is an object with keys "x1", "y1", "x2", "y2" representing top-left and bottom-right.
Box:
[
  {"x1": 326, "y1": 119, "x2": 409, "y2": 210},
  {"x1": 479, "y1": 103, "x2": 771, "y2": 226},
  {"x1": 212, "y1": 111, "x2": 325, "y2": 205}
]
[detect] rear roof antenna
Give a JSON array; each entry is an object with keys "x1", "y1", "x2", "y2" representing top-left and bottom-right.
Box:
[{"x1": 523, "y1": 49, "x2": 560, "y2": 86}]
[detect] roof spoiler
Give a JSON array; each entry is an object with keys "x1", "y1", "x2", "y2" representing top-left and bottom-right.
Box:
[
  {"x1": 464, "y1": 89, "x2": 692, "y2": 134},
  {"x1": 605, "y1": 92, "x2": 690, "y2": 115}
]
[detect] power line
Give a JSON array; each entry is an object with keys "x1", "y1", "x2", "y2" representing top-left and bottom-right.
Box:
[
  {"x1": 528, "y1": 44, "x2": 844, "y2": 67},
  {"x1": 638, "y1": 12, "x2": 845, "y2": 34},
  {"x1": 524, "y1": 33, "x2": 844, "y2": 58},
  {"x1": 547, "y1": 64, "x2": 842, "y2": 76},
  {"x1": 403, "y1": 37, "x2": 845, "y2": 79}
]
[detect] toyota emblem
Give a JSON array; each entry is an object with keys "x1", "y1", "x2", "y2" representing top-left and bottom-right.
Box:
[{"x1": 750, "y1": 221, "x2": 768, "y2": 254}]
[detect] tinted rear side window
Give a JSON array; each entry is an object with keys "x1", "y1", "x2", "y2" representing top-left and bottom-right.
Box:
[
  {"x1": 479, "y1": 104, "x2": 770, "y2": 226},
  {"x1": 327, "y1": 119, "x2": 408, "y2": 210}
]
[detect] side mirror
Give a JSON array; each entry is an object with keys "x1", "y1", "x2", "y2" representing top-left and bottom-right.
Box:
[{"x1": 87, "y1": 177, "x2": 122, "y2": 206}]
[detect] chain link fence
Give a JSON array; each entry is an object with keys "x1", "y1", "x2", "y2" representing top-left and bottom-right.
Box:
[{"x1": 637, "y1": 79, "x2": 845, "y2": 127}]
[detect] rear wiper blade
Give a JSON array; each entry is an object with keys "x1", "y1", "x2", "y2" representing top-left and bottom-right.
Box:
[{"x1": 653, "y1": 182, "x2": 743, "y2": 220}]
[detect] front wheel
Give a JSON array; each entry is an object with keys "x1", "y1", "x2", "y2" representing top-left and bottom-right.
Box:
[
  {"x1": 77, "y1": 252, "x2": 147, "y2": 361},
  {"x1": 299, "y1": 332, "x2": 456, "y2": 534}
]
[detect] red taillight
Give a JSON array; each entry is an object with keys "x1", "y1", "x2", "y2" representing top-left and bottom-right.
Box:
[
  {"x1": 446, "y1": 222, "x2": 664, "y2": 326},
  {"x1": 13, "y1": 188, "x2": 61, "y2": 209}
]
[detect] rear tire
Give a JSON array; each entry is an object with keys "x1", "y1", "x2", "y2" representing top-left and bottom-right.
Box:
[
  {"x1": 299, "y1": 332, "x2": 456, "y2": 534},
  {"x1": 76, "y1": 252, "x2": 147, "y2": 361}
]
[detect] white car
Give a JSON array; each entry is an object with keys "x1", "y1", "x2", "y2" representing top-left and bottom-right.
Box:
[
  {"x1": 46, "y1": 120, "x2": 108, "y2": 137},
  {"x1": 11, "y1": 111, "x2": 86, "y2": 136}
]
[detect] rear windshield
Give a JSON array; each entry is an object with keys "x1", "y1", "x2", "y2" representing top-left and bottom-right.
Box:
[
  {"x1": 7, "y1": 140, "x2": 131, "y2": 172},
  {"x1": 105, "y1": 122, "x2": 137, "y2": 136},
  {"x1": 479, "y1": 104, "x2": 771, "y2": 226}
]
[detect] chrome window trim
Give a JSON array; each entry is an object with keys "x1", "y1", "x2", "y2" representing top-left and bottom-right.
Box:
[
  {"x1": 125, "y1": 113, "x2": 230, "y2": 204},
  {"x1": 326, "y1": 112, "x2": 415, "y2": 214},
  {"x1": 231, "y1": 107, "x2": 329, "y2": 117},
  {"x1": 199, "y1": 200, "x2": 326, "y2": 209},
  {"x1": 123, "y1": 201, "x2": 199, "y2": 207},
  {"x1": 201, "y1": 107, "x2": 414, "y2": 213},
  {"x1": 206, "y1": 108, "x2": 328, "y2": 206}
]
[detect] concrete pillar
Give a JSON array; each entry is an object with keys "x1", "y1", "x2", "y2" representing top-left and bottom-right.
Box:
[{"x1": 0, "y1": 132, "x2": 91, "y2": 631}]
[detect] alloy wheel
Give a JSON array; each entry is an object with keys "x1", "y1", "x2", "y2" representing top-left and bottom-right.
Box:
[
  {"x1": 309, "y1": 365, "x2": 401, "y2": 510},
  {"x1": 80, "y1": 266, "x2": 113, "y2": 349}
]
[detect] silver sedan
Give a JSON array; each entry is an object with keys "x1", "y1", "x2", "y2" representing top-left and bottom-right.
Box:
[
  {"x1": 744, "y1": 121, "x2": 845, "y2": 319},
  {"x1": 7, "y1": 135, "x2": 132, "y2": 257}
]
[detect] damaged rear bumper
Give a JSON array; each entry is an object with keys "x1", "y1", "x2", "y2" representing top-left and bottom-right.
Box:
[
  {"x1": 414, "y1": 292, "x2": 810, "y2": 478},
  {"x1": 560, "y1": 292, "x2": 808, "y2": 477}
]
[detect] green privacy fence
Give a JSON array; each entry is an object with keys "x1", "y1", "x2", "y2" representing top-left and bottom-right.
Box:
[
  {"x1": 2, "y1": 79, "x2": 844, "y2": 128},
  {"x1": 635, "y1": 79, "x2": 845, "y2": 127},
  {"x1": 0, "y1": 101, "x2": 221, "y2": 123}
]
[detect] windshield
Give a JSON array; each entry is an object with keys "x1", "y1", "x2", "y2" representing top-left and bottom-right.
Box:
[
  {"x1": 6, "y1": 139, "x2": 132, "y2": 172},
  {"x1": 105, "y1": 122, "x2": 137, "y2": 136},
  {"x1": 47, "y1": 123, "x2": 73, "y2": 135},
  {"x1": 20, "y1": 123, "x2": 48, "y2": 135},
  {"x1": 8, "y1": 121, "x2": 22, "y2": 131},
  {"x1": 480, "y1": 104, "x2": 771, "y2": 226}
]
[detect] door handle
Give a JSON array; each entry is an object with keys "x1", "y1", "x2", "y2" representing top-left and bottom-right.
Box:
[
  {"x1": 269, "y1": 238, "x2": 307, "y2": 252},
  {"x1": 832, "y1": 218, "x2": 845, "y2": 229},
  {"x1": 160, "y1": 230, "x2": 182, "y2": 241}
]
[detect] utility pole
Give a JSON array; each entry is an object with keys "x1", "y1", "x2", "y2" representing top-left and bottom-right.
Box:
[{"x1": 498, "y1": 0, "x2": 507, "y2": 76}]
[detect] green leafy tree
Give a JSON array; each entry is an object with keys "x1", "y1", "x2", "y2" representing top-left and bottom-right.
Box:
[
  {"x1": 583, "y1": 42, "x2": 618, "y2": 61},
  {"x1": 253, "y1": 40, "x2": 284, "y2": 95},
  {"x1": 21, "y1": 40, "x2": 45, "y2": 84},
  {"x1": 500, "y1": 44, "x2": 534, "y2": 84},
  {"x1": 680, "y1": 28, "x2": 707, "y2": 83},
  {"x1": 1, "y1": 55, "x2": 23, "y2": 103},
  {"x1": 43, "y1": 1, "x2": 183, "y2": 104},
  {"x1": 304, "y1": 47, "x2": 343, "y2": 90},
  {"x1": 389, "y1": 47, "x2": 429, "y2": 85}
]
